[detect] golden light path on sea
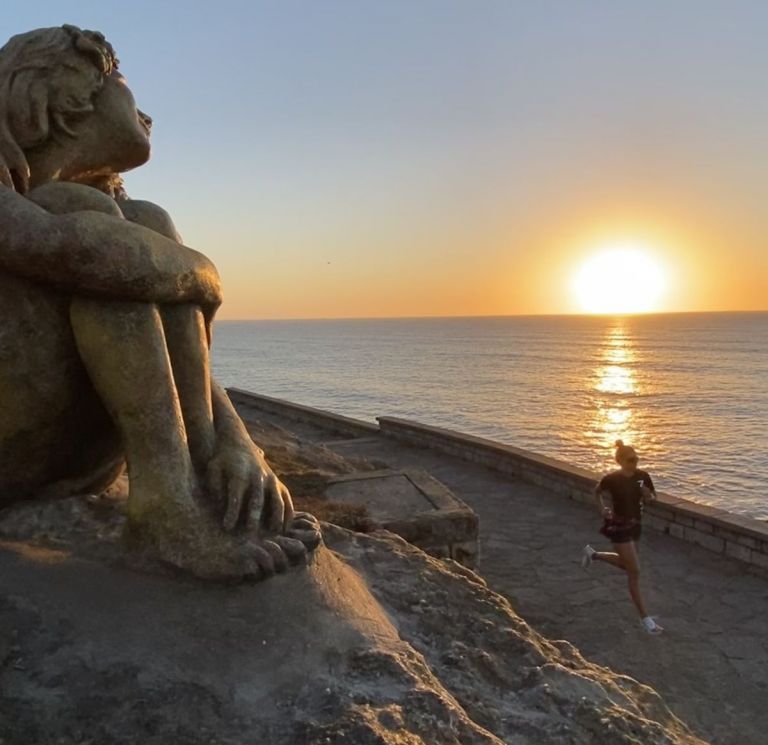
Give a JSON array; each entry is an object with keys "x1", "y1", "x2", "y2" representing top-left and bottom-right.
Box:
[{"x1": 590, "y1": 324, "x2": 641, "y2": 450}]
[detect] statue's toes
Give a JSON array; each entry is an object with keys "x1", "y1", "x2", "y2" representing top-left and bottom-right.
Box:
[
  {"x1": 273, "y1": 535, "x2": 308, "y2": 565},
  {"x1": 286, "y1": 526, "x2": 322, "y2": 551},
  {"x1": 243, "y1": 541, "x2": 276, "y2": 581},
  {"x1": 286, "y1": 510, "x2": 322, "y2": 550},
  {"x1": 261, "y1": 539, "x2": 289, "y2": 573},
  {"x1": 293, "y1": 511, "x2": 320, "y2": 526},
  {"x1": 290, "y1": 517, "x2": 318, "y2": 532}
]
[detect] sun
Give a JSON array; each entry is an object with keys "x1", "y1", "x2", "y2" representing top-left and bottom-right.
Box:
[{"x1": 572, "y1": 243, "x2": 667, "y2": 314}]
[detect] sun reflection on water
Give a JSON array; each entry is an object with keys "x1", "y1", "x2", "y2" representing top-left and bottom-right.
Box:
[
  {"x1": 596, "y1": 365, "x2": 634, "y2": 394},
  {"x1": 590, "y1": 324, "x2": 641, "y2": 453}
]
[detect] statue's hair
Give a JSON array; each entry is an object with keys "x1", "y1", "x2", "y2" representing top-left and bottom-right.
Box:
[{"x1": 0, "y1": 24, "x2": 118, "y2": 192}]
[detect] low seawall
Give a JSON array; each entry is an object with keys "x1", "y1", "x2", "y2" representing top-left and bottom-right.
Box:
[
  {"x1": 228, "y1": 387, "x2": 378, "y2": 438},
  {"x1": 227, "y1": 388, "x2": 768, "y2": 572}
]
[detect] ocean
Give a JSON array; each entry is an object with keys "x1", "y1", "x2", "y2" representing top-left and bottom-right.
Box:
[{"x1": 211, "y1": 312, "x2": 768, "y2": 520}]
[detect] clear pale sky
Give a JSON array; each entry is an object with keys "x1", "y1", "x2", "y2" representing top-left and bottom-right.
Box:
[{"x1": 5, "y1": 1, "x2": 768, "y2": 318}]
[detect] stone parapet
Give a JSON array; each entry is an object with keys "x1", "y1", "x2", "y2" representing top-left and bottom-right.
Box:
[
  {"x1": 227, "y1": 388, "x2": 378, "y2": 438},
  {"x1": 377, "y1": 416, "x2": 768, "y2": 572}
]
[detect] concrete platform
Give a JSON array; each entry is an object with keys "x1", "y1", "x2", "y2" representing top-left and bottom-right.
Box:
[{"x1": 325, "y1": 468, "x2": 479, "y2": 566}]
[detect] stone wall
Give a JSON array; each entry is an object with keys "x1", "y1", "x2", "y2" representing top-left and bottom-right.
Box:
[
  {"x1": 378, "y1": 416, "x2": 768, "y2": 572},
  {"x1": 227, "y1": 388, "x2": 378, "y2": 438}
]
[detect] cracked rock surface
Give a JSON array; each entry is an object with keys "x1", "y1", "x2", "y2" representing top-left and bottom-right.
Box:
[{"x1": 1, "y1": 516, "x2": 703, "y2": 745}]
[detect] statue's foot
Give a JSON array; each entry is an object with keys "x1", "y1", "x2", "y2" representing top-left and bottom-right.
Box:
[{"x1": 124, "y1": 503, "x2": 322, "y2": 583}]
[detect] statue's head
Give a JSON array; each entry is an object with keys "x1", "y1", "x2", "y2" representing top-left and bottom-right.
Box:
[{"x1": 0, "y1": 24, "x2": 152, "y2": 193}]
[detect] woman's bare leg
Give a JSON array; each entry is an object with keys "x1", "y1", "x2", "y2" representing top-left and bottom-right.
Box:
[
  {"x1": 593, "y1": 542, "x2": 650, "y2": 617},
  {"x1": 593, "y1": 549, "x2": 624, "y2": 570},
  {"x1": 613, "y1": 542, "x2": 648, "y2": 618}
]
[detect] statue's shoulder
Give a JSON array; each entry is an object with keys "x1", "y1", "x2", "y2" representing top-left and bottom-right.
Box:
[{"x1": 119, "y1": 199, "x2": 181, "y2": 242}]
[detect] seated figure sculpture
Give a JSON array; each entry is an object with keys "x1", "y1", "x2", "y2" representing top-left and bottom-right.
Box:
[{"x1": 0, "y1": 25, "x2": 320, "y2": 579}]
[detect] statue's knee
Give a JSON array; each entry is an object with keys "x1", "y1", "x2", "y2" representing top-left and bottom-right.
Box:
[{"x1": 120, "y1": 200, "x2": 181, "y2": 241}]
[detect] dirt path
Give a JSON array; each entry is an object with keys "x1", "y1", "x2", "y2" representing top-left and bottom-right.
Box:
[{"x1": 245, "y1": 408, "x2": 768, "y2": 745}]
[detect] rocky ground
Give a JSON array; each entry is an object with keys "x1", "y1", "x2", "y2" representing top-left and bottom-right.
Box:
[{"x1": 0, "y1": 416, "x2": 707, "y2": 744}]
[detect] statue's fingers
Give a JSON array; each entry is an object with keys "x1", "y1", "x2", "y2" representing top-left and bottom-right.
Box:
[
  {"x1": 0, "y1": 164, "x2": 13, "y2": 190},
  {"x1": 207, "y1": 460, "x2": 225, "y2": 500},
  {"x1": 11, "y1": 166, "x2": 28, "y2": 194},
  {"x1": 223, "y1": 473, "x2": 249, "y2": 532},
  {"x1": 293, "y1": 511, "x2": 320, "y2": 526},
  {"x1": 246, "y1": 474, "x2": 265, "y2": 529},
  {"x1": 0, "y1": 142, "x2": 29, "y2": 193},
  {"x1": 280, "y1": 485, "x2": 295, "y2": 533},
  {"x1": 204, "y1": 317, "x2": 213, "y2": 349},
  {"x1": 291, "y1": 517, "x2": 318, "y2": 532},
  {"x1": 262, "y1": 475, "x2": 285, "y2": 534}
]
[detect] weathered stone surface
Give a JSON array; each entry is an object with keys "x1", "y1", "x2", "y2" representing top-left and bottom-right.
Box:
[{"x1": 0, "y1": 520, "x2": 704, "y2": 745}]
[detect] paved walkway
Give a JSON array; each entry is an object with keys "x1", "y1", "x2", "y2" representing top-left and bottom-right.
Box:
[{"x1": 246, "y1": 409, "x2": 768, "y2": 745}]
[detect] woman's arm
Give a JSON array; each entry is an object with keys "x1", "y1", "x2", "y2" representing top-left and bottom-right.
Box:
[
  {"x1": 0, "y1": 185, "x2": 221, "y2": 307},
  {"x1": 594, "y1": 484, "x2": 612, "y2": 517}
]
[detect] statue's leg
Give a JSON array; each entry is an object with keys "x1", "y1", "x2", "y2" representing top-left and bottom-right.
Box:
[
  {"x1": 0, "y1": 275, "x2": 123, "y2": 505},
  {"x1": 159, "y1": 303, "x2": 216, "y2": 471},
  {"x1": 149, "y1": 304, "x2": 321, "y2": 561},
  {"x1": 68, "y1": 297, "x2": 289, "y2": 581},
  {"x1": 68, "y1": 298, "x2": 196, "y2": 522}
]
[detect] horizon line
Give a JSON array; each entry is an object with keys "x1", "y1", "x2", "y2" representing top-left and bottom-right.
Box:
[{"x1": 216, "y1": 309, "x2": 768, "y2": 323}]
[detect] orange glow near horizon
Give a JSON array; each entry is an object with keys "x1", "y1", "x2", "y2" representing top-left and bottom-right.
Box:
[
  {"x1": 207, "y1": 214, "x2": 766, "y2": 320},
  {"x1": 571, "y1": 243, "x2": 668, "y2": 314}
]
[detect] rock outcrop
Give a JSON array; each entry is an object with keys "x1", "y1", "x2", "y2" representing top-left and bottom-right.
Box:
[{"x1": 0, "y1": 491, "x2": 704, "y2": 744}]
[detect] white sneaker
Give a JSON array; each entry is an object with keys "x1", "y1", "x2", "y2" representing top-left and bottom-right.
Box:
[
  {"x1": 641, "y1": 616, "x2": 664, "y2": 635},
  {"x1": 581, "y1": 545, "x2": 596, "y2": 569}
]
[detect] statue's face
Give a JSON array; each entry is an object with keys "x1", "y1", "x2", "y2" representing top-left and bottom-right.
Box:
[{"x1": 67, "y1": 70, "x2": 152, "y2": 180}]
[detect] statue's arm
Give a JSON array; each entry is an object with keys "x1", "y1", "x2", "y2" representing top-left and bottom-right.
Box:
[
  {"x1": 0, "y1": 185, "x2": 221, "y2": 307},
  {"x1": 210, "y1": 379, "x2": 259, "y2": 450}
]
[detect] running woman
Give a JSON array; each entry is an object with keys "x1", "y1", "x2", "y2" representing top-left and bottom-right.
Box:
[{"x1": 581, "y1": 439, "x2": 664, "y2": 635}]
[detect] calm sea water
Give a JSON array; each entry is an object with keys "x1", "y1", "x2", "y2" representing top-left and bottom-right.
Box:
[{"x1": 211, "y1": 313, "x2": 768, "y2": 520}]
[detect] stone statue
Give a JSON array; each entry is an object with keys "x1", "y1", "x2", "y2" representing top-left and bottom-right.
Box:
[{"x1": 0, "y1": 25, "x2": 320, "y2": 580}]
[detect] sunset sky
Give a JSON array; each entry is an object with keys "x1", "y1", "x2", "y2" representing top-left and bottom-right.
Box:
[{"x1": 6, "y1": 1, "x2": 768, "y2": 318}]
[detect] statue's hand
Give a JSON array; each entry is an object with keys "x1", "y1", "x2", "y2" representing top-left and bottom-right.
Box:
[{"x1": 206, "y1": 434, "x2": 294, "y2": 534}]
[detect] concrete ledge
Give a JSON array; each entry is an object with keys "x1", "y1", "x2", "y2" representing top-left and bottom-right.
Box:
[
  {"x1": 377, "y1": 416, "x2": 768, "y2": 571},
  {"x1": 227, "y1": 388, "x2": 379, "y2": 438},
  {"x1": 325, "y1": 468, "x2": 479, "y2": 567}
]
